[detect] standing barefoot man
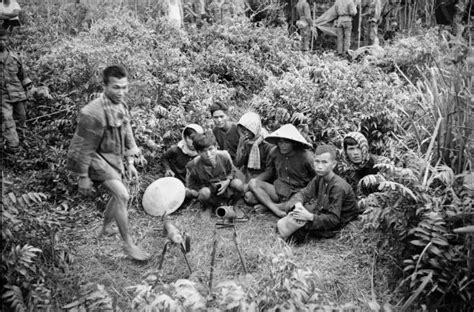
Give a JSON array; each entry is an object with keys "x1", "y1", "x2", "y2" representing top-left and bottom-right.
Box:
[{"x1": 67, "y1": 65, "x2": 150, "y2": 261}]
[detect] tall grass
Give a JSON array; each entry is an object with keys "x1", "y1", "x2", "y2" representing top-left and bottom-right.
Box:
[{"x1": 395, "y1": 32, "x2": 472, "y2": 174}]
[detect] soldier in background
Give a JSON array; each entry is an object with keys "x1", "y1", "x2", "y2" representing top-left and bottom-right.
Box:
[
  {"x1": 1, "y1": 28, "x2": 31, "y2": 152},
  {"x1": 334, "y1": 0, "x2": 357, "y2": 56},
  {"x1": 381, "y1": 0, "x2": 400, "y2": 42},
  {"x1": 361, "y1": 0, "x2": 381, "y2": 45},
  {"x1": 295, "y1": 0, "x2": 313, "y2": 51}
]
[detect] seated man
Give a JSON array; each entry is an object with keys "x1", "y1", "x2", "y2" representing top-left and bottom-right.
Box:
[
  {"x1": 186, "y1": 131, "x2": 244, "y2": 218},
  {"x1": 210, "y1": 101, "x2": 240, "y2": 163},
  {"x1": 162, "y1": 123, "x2": 203, "y2": 198},
  {"x1": 281, "y1": 144, "x2": 358, "y2": 243},
  {"x1": 337, "y1": 131, "x2": 387, "y2": 195},
  {"x1": 235, "y1": 112, "x2": 273, "y2": 182},
  {"x1": 248, "y1": 124, "x2": 316, "y2": 217}
]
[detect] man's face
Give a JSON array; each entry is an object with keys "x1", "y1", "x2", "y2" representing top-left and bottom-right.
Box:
[
  {"x1": 184, "y1": 133, "x2": 197, "y2": 151},
  {"x1": 314, "y1": 152, "x2": 336, "y2": 177},
  {"x1": 0, "y1": 35, "x2": 8, "y2": 51},
  {"x1": 277, "y1": 139, "x2": 294, "y2": 155},
  {"x1": 238, "y1": 126, "x2": 254, "y2": 140},
  {"x1": 212, "y1": 110, "x2": 229, "y2": 129},
  {"x1": 104, "y1": 76, "x2": 128, "y2": 104},
  {"x1": 198, "y1": 145, "x2": 217, "y2": 164},
  {"x1": 346, "y1": 145, "x2": 362, "y2": 164}
]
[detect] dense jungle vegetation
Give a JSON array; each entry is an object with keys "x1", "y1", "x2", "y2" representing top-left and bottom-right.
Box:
[{"x1": 1, "y1": 0, "x2": 473, "y2": 311}]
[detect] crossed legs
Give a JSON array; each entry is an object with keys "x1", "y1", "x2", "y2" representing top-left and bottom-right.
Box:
[{"x1": 248, "y1": 179, "x2": 288, "y2": 217}]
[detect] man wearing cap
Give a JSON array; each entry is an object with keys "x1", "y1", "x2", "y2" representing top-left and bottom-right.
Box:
[
  {"x1": 186, "y1": 130, "x2": 244, "y2": 218},
  {"x1": 279, "y1": 144, "x2": 358, "y2": 243},
  {"x1": 1, "y1": 28, "x2": 32, "y2": 152},
  {"x1": 210, "y1": 101, "x2": 240, "y2": 163},
  {"x1": 247, "y1": 124, "x2": 316, "y2": 217},
  {"x1": 67, "y1": 65, "x2": 149, "y2": 261}
]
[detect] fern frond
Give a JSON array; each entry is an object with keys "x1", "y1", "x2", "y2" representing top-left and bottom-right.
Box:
[
  {"x1": 2, "y1": 285, "x2": 27, "y2": 312},
  {"x1": 6, "y1": 192, "x2": 48, "y2": 209},
  {"x1": 378, "y1": 181, "x2": 418, "y2": 201}
]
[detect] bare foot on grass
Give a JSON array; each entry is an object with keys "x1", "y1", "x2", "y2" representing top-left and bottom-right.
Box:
[
  {"x1": 98, "y1": 225, "x2": 119, "y2": 238},
  {"x1": 123, "y1": 244, "x2": 150, "y2": 261},
  {"x1": 254, "y1": 204, "x2": 267, "y2": 214}
]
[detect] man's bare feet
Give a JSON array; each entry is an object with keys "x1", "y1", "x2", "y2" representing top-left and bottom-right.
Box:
[
  {"x1": 254, "y1": 204, "x2": 286, "y2": 218},
  {"x1": 123, "y1": 244, "x2": 151, "y2": 261},
  {"x1": 254, "y1": 204, "x2": 267, "y2": 214},
  {"x1": 98, "y1": 225, "x2": 119, "y2": 238}
]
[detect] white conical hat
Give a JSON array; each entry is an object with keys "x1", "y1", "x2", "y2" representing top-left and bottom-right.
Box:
[
  {"x1": 265, "y1": 124, "x2": 312, "y2": 149},
  {"x1": 142, "y1": 177, "x2": 186, "y2": 216}
]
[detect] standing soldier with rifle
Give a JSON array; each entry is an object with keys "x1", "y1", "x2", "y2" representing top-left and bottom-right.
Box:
[
  {"x1": 334, "y1": 0, "x2": 357, "y2": 57},
  {"x1": 1, "y1": 28, "x2": 32, "y2": 153}
]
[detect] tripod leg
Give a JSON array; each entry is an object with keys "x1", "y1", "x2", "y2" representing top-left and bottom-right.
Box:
[
  {"x1": 233, "y1": 226, "x2": 248, "y2": 274},
  {"x1": 209, "y1": 228, "x2": 218, "y2": 289},
  {"x1": 158, "y1": 241, "x2": 170, "y2": 270},
  {"x1": 180, "y1": 246, "x2": 193, "y2": 274}
]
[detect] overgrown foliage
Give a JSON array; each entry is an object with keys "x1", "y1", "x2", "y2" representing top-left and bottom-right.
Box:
[{"x1": 1, "y1": 1, "x2": 472, "y2": 310}]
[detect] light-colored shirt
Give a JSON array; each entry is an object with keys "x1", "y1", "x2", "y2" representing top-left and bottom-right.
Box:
[
  {"x1": 335, "y1": 0, "x2": 357, "y2": 22},
  {"x1": 296, "y1": 0, "x2": 312, "y2": 25}
]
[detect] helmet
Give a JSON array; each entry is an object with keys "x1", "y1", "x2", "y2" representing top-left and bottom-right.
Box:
[{"x1": 142, "y1": 177, "x2": 186, "y2": 216}]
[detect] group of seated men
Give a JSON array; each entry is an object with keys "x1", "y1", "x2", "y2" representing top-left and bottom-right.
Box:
[
  {"x1": 67, "y1": 65, "x2": 385, "y2": 260},
  {"x1": 163, "y1": 100, "x2": 386, "y2": 243}
]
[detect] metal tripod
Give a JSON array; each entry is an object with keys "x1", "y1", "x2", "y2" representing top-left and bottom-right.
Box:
[
  {"x1": 209, "y1": 220, "x2": 248, "y2": 289},
  {"x1": 158, "y1": 241, "x2": 192, "y2": 275}
]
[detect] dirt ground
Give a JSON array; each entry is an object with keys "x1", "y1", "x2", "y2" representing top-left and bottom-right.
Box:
[{"x1": 60, "y1": 189, "x2": 395, "y2": 310}]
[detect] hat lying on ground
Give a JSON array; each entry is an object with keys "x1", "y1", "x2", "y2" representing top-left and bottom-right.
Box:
[
  {"x1": 142, "y1": 177, "x2": 186, "y2": 216},
  {"x1": 265, "y1": 124, "x2": 312, "y2": 149}
]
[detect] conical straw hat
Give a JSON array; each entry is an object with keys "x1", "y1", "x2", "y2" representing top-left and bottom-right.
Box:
[
  {"x1": 142, "y1": 177, "x2": 186, "y2": 216},
  {"x1": 265, "y1": 124, "x2": 312, "y2": 149}
]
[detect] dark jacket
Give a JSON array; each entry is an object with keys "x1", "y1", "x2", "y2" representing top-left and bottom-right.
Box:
[{"x1": 288, "y1": 174, "x2": 358, "y2": 240}]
